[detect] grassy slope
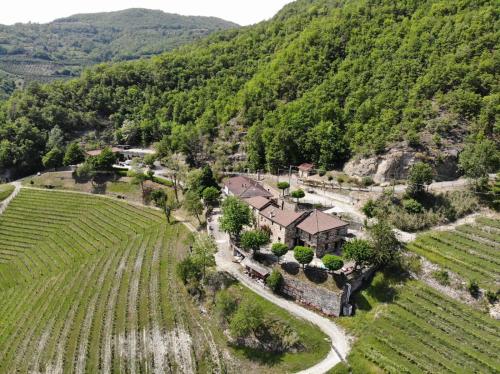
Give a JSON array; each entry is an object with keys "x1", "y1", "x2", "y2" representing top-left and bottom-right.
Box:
[
  {"x1": 332, "y1": 272, "x2": 500, "y2": 373},
  {"x1": 0, "y1": 184, "x2": 14, "y2": 201},
  {"x1": 0, "y1": 188, "x2": 329, "y2": 372},
  {"x1": 224, "y1": 284, "x2": 330, "y2": 373}
]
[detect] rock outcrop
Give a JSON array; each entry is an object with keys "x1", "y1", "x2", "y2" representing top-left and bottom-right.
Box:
[{"x1": 343, "y1": 145, "x2": 461, "y2": 183}]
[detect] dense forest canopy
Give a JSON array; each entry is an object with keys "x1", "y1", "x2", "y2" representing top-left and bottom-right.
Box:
[
  {"x1": 0, "y1": 8, "x2": 237, "y2": 99},
  {"x1": 0, "y1": 0, "x2": 498, "y2": 177}
]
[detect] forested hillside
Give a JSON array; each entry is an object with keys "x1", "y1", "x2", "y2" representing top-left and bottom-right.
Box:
[
  {"x1": 0, "y1": 0, "x2": 498, "y2": 177},
  {"x1": 0, "y1": 8, "x2": 237, "y2": 99}
]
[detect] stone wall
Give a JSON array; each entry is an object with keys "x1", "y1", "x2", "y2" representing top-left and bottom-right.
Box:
[
  {"x1": 258, "y1": 214, "x2": 297, "y2": 248},
  {"x1": 297, "y1": 227, "x2": 347, "y2": 257},
  {"x1": 279, "y1": 273, "x2": 345, "y2": 317}
]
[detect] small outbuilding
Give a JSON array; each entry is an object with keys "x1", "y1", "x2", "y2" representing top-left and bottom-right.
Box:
[
  {"x1": 298, "y1": 163, "x2": 315, "y2": 178},
  {"x1": 241, "y1": 257, "x2": 270, "y2": 280}
]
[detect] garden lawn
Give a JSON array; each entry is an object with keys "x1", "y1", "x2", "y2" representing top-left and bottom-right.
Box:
[{"x1": 225, "y1": 284, "x2": 331, "y2": 373}]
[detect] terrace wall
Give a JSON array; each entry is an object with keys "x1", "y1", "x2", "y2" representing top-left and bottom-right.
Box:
[{"x1": 279, "y1": 273, "x2": 345, "y2": 316}]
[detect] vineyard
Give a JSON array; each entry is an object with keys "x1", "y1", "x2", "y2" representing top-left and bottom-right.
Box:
[
  {"x1": 344, "y1": 280, "x2": 500, "y2": 373},
  {"x1": 0, "y1": 188, "x2": 330, "y2": 373},
  {"x1": 407, "y1": 217, "x2": 500, "y2": 289},
  {"x1": 0, "y1": 188, "x2": 221, "y2": 373}
]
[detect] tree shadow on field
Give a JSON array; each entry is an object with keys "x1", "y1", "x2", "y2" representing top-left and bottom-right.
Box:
[
  {"x1": 229, "y1": 344, "x2": 284, "y2": 367},
  {"x1": 281, "y1": 261, "x2": 299, "y2": 275}
]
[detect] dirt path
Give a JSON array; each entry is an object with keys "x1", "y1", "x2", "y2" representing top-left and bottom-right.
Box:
[{"x1": 207, "y1": 209, "x2": 350, "y2": 374}]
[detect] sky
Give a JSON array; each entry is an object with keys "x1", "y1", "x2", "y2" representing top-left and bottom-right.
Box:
[{"x1": 0, "y1": 0, "x2": 295, "y2": 26}]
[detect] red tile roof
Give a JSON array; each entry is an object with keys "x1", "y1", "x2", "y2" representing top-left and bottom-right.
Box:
[
  {"x1": 244, "y1": 196, "x2": 273, "y2": 210},
  {"x1": 297, "y1": 210, "x2": 348, "y2": 235},
  {"x1": 225, "y1": 176, "x2": 273, "y2": 198},
  {"x1": 298, "y1": 163, "x2": 314, "y2": 171},
  {"x1": 260, "y1": 205, "x2": 306, "y2": 228}
]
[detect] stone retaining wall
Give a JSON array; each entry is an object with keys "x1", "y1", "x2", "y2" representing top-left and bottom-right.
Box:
[{"x1": 279, "y1": 274, "x2": 345, "y2": 317}]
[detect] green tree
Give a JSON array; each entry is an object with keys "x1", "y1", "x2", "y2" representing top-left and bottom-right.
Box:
[
  {"x1": 343, "y1": 239, "x2": 373, "y2": 269},
  {"x1": 266, "y1": 269, "x2": 283, "y2": 292},
  {"x1": 191, "y1": 233, "x2": 217, "y2": 279},
  {"x1": 369, "y1": 220, "x2": 401, "y2": 267},
  {"x1": 176, "y1": 257, "x2": 201, "y2": 284},
  {"x1": 271, "y1": 242, "x2": 288, "y2": 263},
  {"x1": 230, "y1": 301, "x2": 263, "y2": 338},
  {"x1": 151, "y1": 189, "x2": 171, "y2": 223},
  {"x1": 42, "y1": 148, "x2": 63, "y2": 170},
  {"x1": 219, "y1": 196, "x2": 251, "y2": 242},
  {"x1": 47, "y1": 125, "x2": 64, "y2": 150},
  {"x1": 202, "y1": 186, "x2": 220, "y2": 207},
  {"x1": 90, "y1": 147, "x2": 117, "y2": 171},
  {"x1": 184, "y1": 190, "x2": 204, "y2": 225},
  {"x1": 293, "y1": 246, "x2": 314, "y2": 269},
  {"x1": 277, "y1": 181, "x2": 290, "y2": 196},
  {"x1": 407, "y1": 162, "x2": 433, "y2": 195},
  {"x1": 143, "y1": 153, "x2": 157, "y2": 168},
  {"x1": 459, "y1": 137, "x2": 499, "y2": 188},
  {"x1": 322, "y1": 254, "x2": 344, "y2": 273},
  {"x1": 240, "y1": 230, "x2": 270, "y2": 254},
  {"x1": 129, "y1": 169, "x2": 147, "y2": 200},
  {"x1": 291, "y1": 189, "x2": 305, "y2": 203},
  {"x1": 63, "y1": 142, "x2": 85, "y2": 166}
]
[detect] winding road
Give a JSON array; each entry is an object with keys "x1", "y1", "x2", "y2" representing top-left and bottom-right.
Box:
[{"x1": 209, "y1": 208, "x2": 350, "y2": 374}]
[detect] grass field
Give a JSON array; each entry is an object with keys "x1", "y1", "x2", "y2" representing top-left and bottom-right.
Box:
[
  {"x1": 336, "y1": 273, "x2": 500, "y2": 374},
  {"x1": 0, "y1": 188, "x2": 329, "y2": 372},
  {"x1": 0, "y1": 184, "x2": 15, "y2": 202},
  {"x1": 407, "y1": 217, "x2": 500, "y2": 289}
]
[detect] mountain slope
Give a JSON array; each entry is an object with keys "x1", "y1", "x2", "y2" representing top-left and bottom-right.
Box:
[
  {"x1": 0, "y1": 0, "x2": 498, "y2": 177},
  {"x1": 0, "y1": 8, "x2": 238, "y2": 98}
]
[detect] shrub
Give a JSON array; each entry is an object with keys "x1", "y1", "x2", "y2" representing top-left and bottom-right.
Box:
[
  {"x1": 362, "y1": 199, "x2": 377, "y2": 218},
  {"x1": 266, "y1": 269, "x2": 283, "y2": 292},
  {"x1": 402, "y1": 198, "x2": 423, "y2": 214},
  {"x1": 291, "y1": 189, "x2": 305, "y2": 202},
  {"x1": 485, "y1": 290, "x2": 498, "y2": 304},
  {"x1": 322, "y1": 254, "x2": 344, "y2": 272},
  {"x1": 432, "y1": 270, "x2": 450, "y2": 286},
  {"x1": 336, "y1": 174, "x2": 347, "y2": 185},
  {"x1": 467, "y1": 279, "x2": 480, "y2": 298},
  {"x1": 271, "y1": 243, "x2": 288, "y2": 262},
  {"x1": 318, "y1": 167, "x2": 326, "y2": 176},
  {"x1": 215, "y1": 290, "x2": 238, "y2": 321},
  {"x1": 361, "y1": 176, "x2": 374, "y2": 187},
  {"x1": 293, "y1": 246, "x2": 314, "y2": 269}
]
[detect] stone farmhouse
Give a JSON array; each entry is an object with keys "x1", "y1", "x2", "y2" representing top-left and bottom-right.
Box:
[
  {"x1": 296, "y1": 210, "x2": 348, "y2": 257},
  {"x1": 224, "y1": 176, "x2": 348, "y2": 257}
]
